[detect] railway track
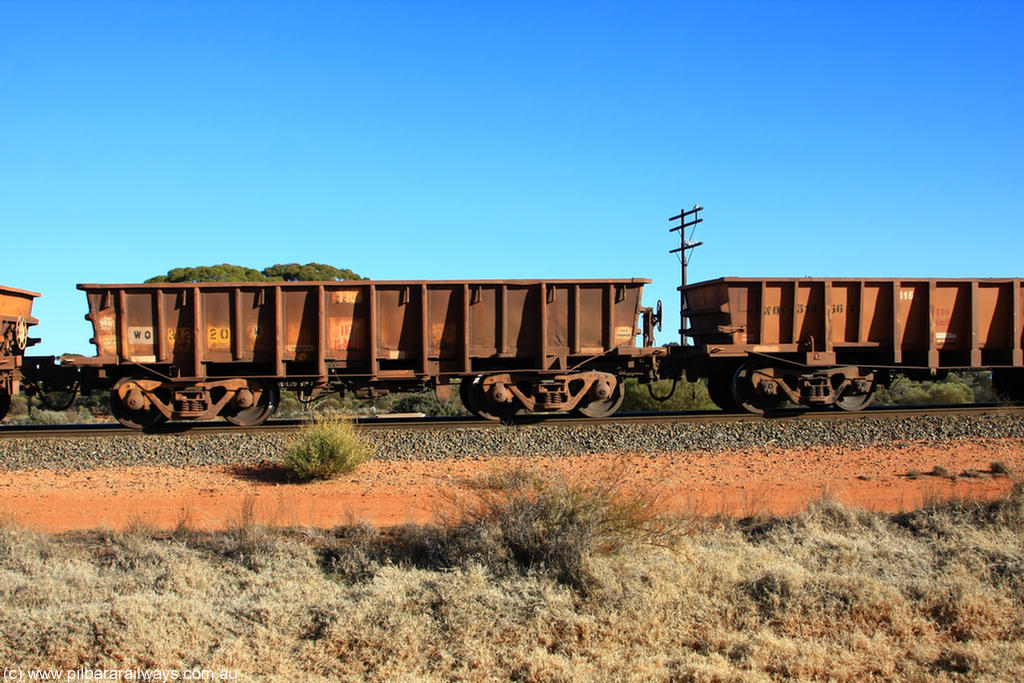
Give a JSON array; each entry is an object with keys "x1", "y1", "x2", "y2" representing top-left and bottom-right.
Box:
[{"x1": 1, "y1": 403, "x2": 1021, "y2": 439}]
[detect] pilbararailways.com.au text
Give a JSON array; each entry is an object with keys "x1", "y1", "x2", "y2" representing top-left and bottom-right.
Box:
[{"x1": 3, "y1": 668, "x2": 238, "y2": 681}]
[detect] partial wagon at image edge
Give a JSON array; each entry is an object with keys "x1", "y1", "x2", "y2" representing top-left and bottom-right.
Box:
[
  {"x1": 672, "y1": 276, "x2": 1024, "y2": 415},
  {"x1": 0, "y1": 284, "x2": 41, "y2": 421}
]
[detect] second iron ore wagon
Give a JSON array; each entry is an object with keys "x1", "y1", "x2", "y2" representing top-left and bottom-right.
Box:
[{"x1": 674, "y1": 276, "x2": 1024, "y2": 413}]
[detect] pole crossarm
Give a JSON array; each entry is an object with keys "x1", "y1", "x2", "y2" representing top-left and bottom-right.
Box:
[{"x1": 669, "y1": 204, "x2": 704, "y2": 345}]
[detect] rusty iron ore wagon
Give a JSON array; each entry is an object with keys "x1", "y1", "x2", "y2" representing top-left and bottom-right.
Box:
[
  {"x1": 60, "y1": 279, "x2": 664, "y2": 428},
  {"x1": 0, "y1": 285, "x2": 40, "y2": 420},
  {"x1": 672, "y1": 277, "x2": 1024, "y2": 414}
]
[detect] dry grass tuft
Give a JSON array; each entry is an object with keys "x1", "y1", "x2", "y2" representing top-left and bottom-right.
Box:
[
  {"x1": 232, "y1": 494, "x2": 266, "y2": 568},
  {"x1": 431, "y1": 466, "x2": 686, "y2": 590},
  {"x1": 281, "y1": 414, "x2": 373, "y2": 481},
  {"x1": 334, "y1": 465, "x2": 693, "y2": 592}
]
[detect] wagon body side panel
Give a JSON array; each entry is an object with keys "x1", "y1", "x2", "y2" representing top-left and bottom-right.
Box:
[
  {"x1": 72, "y1": 278, "x2": 654, "y2": 385},
  {"x1": 682, "y1": 277, "x2": 1024, "y2": 373}
]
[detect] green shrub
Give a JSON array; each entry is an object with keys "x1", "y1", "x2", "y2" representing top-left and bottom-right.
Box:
[
  {"x1": 275, "y1": 388, "x2": 469, "y2": 418},
  {"x1": 621, "y1": 377, "x2": 716, "y2": 411},
  {"x1": 314, "y1": 396, "x2": 343, "y2": 413},
  {"x1": 386, "y1": 391, "x2": 465, "y2": 416},
  {"x1": 275, "y1": 395, "x2": 303, "y2": 417},
  {"x1": 7, "y1": 395, "x2": 28, "y2": 418},
  {"x1": 281, "y1": 415, "x2": 373, "y2": 481},
  {"x1": 24, "y1": 409, "x2": 75, "y2": 425},
  {"x1": 875, "y1": 372, "x2": 977, "y2": 406}
]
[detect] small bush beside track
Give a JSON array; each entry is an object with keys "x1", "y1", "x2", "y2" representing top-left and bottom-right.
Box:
[
  {"x1": 376, "y1": 466, "x2": 687, "y2": 591},
  {"x1": 281, "y1": 415, "x2": 373, "y2": 481}
]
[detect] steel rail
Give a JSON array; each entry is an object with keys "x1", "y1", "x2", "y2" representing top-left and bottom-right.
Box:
[{"x1": 0, "y1": 404, "x2": 1020, "y2": 439}]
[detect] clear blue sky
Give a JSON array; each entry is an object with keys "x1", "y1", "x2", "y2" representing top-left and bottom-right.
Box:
[{"x1": 2, "y1": 1, "x2": 1021, "y2": 355}]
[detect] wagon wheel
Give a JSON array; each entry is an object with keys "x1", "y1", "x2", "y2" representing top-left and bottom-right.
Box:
[
  {"x1": 110, "y1": 378, "x2": 167, "y2": 430},
  {"x1": 731, "y1": 361, "x2": 783, "y2": 415},
  {"x1": 223, "y1": 381, "x2": 280, "y2": 426},
  {"x1": 459, "y1": 376, "x2": 481, "y2": 417},
  {"x1": 835, "y1": 374, "x2": 876, "y2": 412},
  {"x1": 572, "y1": 375, "x2": 625, "y2": 418},
  {"x1": 706, "y1": 374, "x2": 740, "y2": 412},
  {"x1": 463, "y1": 376, "x2": 519, "y2": 422},
  {"x1": 0, "y1": 387, "x2": 10, "y2": 421},
  {"x1": 14, "y1": 317, "x2": 28, "y2": 352}
]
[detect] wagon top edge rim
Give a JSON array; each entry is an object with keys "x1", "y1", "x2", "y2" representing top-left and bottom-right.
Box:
[
  {"x1": 0, "y1": 284, "x2": 42, "y2": 298},
  {"x1": 76, "y1": 278, "x2": 654, "y2": 290},
  {"x1": 684, "y1": 276, "x2": 1023, "y2": 287}
]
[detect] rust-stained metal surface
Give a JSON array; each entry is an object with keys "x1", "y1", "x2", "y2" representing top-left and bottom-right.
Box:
[
  {"x1": 0, "y1": 285, "x2": 40, "y2": 326},
  {"x1": 678, "y1": 277, "x2": 1024, "y2": 413},
  {"x1": 684, "y1": 277, "x2": 1024, "y2": 369},
  {"x1": 73, "y1": 279, "x2": 653, "y2": 376},
  {"x1": 67, "y1": 279, "x2": 661, "y2": 426},
  {"x1": 0, "y1": 284, "x2": 40, "y2": 419}
]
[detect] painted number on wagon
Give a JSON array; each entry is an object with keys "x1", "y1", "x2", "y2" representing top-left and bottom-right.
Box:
[
  {"x1": 761, "y1": 303, "x2": 853, "y2": 315},
  {"x1": 208, "y1": 326, "x2": 231, "y2": 350},
  {"x1": 167, "y1": 327, "x2": 193, "y2": 348}
]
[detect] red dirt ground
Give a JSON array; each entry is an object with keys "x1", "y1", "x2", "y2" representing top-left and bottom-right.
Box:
[{"x1": 1, "y1": 439, "x2": 1020, "y2": 533}]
